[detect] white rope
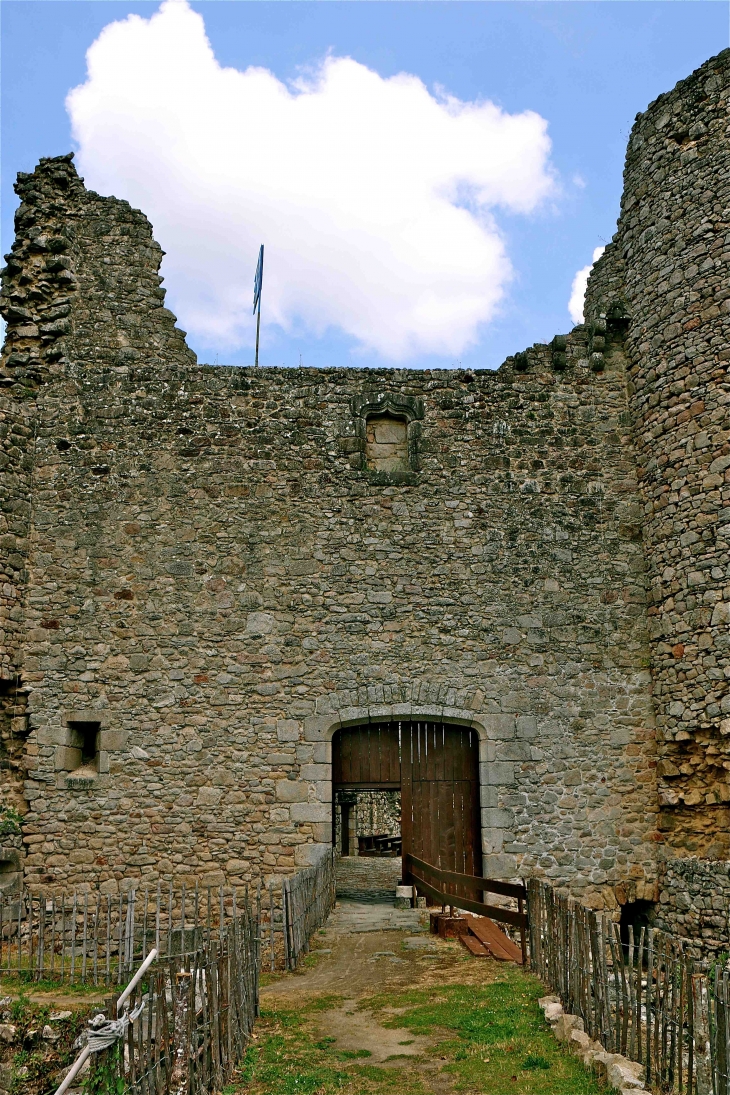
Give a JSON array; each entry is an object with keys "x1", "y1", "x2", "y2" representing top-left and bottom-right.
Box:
[
  {"x1": 87, "y1": 1002, "x2": 146, "y2": 1054},
  {"x1": 54, "y1": 948, "x2": 158, "y2": 1095}
]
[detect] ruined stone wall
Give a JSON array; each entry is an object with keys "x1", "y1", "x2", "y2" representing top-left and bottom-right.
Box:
[
  {"x1": 0, "y1": 155, "x2": 660, "y2": 909},
  {"x1": 0, "y1": 397, "x2": 32, "y2": 814},
  {"x1": 655, "y1": 856, "x2": 730, "y2": 962},
  {"x1": 0, "y1": 154, "x2": 195, "y2": 381},
  {"x1": 10, "y1": 333, "x2": 655, "y2": 905},
  {"x1": 0, "y1": 154, "x2": 197, "y2": 820},
  {"x1": 585, "y1": 48, "x2": 730, "y2": 858}
]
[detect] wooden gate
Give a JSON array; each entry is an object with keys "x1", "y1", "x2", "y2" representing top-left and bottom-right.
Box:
[{"x1": 332, "y1": 721, "x2": 481, "y2": 876}]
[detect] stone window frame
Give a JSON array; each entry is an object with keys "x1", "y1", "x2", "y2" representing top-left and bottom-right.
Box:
[
  {"x1": 350, "y1": 393, "x2": 424, "y2": 485},
  {"x1": 56, "y1": 708, "x2": 121, "y2": 789}
]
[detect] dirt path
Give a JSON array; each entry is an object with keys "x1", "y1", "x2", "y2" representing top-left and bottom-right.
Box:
[{"x1": 260, "y1": 899, "x2": 503, "y2": 1093}]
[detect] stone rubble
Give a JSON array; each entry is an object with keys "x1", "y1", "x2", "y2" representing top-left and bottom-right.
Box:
[{"x1": 538, "y1": 995, "x2": 647, "y2": 1093}]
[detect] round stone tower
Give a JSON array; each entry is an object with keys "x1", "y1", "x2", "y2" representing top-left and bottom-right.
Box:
[{"x1": 585, "y1": 49, "x2": 730, "y2": 857}]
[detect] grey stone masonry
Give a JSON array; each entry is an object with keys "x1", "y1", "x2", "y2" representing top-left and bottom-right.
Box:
[
  {"x1": 4, "y1": 45, "x2": 730, "y2": 932},
  {"x1": 586, "y1": 48, "x2": 730, "y2": 860},
  {"x1": 0, "y1": 159, "x2": 657, "y2": 906}
]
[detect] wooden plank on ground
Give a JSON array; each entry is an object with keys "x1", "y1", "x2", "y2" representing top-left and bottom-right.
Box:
[
  {"x1": 463, "y1": 915, "x2": 523, "y2": 964},
  {"x1": 460, "y1": 933, "x2": 490, "y2": 958}
]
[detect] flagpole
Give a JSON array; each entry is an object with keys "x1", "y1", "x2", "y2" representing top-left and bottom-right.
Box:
[{"x1": 253, "y1": 243, "x2": 264, "y2": 368}]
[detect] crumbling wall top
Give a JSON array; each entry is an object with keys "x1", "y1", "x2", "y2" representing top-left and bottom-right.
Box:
[{"x1": 0, "y1": 153, "x2": 196, "y2": 391}]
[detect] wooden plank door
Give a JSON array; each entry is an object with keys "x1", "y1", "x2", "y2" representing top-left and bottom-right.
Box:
[
  {"x1": 332, "y1": 724, "x2": 400, "y2": 789},
  {"x1": 333, "y1": 720, "x2": 481, "y2": 878},
  {"x1": 401, "y1": 722, "x2": 481, "y2": 878}
]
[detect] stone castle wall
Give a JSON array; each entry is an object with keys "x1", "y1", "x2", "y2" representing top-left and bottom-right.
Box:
[
  {"x1": 655, "y1": 856, "x2": 730, "y2": 959},
  {"x1": 12, "y1": 344, "x2": 656, "y2": 904},
  {"x1": 0, "y1": 161, "x2": 657, "y2": 902},
  {"x1": 0, "y1": 396, "x2": 32, "y2": 814},
  {"x1": 585, "y1": 48, "x2": 730, "y2": 858},
  {"x1": 4, "y1": 47, "x2": 730, "y2": 920}
]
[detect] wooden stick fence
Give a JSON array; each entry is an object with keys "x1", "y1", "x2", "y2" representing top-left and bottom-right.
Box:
[
  {"x1": 77, "y1": 904, "x2": 260, "y2": 1095},
  {"x1": 527, "y1": 879, "x2": 716, "y2": 1094},
  {"x1": 55, "y1": 853, "x2": 336, "y2": 1094},
  {"x1": 282, "y1": 848, "x2": 336, "y2": 970},
  {"x1": 1, "y1": 850, "x2": 336, "y2": 985}
]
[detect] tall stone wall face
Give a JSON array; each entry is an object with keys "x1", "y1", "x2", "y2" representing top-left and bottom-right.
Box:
[
  {"x1": 0, "y1": 399, "x2": 32, "y2": 683},
  {"x1": 0, "y1": 396, "x2": 33, "y2": 813},
  {"x1": 14, "y1": 333, "x2": 657, "y2": 905},
  {"x1": 585, "y1": 49, "x2": 730, "y2": 857},
  {"x1": 655, "y1": 856, "x2": 730, "y2": 960},
  {"x1": 0, "y1": 153, "x2": 197, "y2": 821}
]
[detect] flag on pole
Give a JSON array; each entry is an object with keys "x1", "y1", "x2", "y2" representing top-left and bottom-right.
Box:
[{"x1": 253, "y1": 244, "x2": 264, "y2": 315}]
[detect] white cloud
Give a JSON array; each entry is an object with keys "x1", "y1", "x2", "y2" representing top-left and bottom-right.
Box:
[
  {"x1": 568, "y1": 245, "x2": 605, "y2": 326},
  {"x1": 67, "y1": 0, "x2": 556, "y2": 361}
]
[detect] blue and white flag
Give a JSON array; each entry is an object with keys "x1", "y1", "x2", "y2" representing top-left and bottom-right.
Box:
[{"x1": 253, "y1": 244, "x2": 264, "y2": 314}]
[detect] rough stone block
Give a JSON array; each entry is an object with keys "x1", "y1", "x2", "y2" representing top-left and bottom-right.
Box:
[
  {"x1": 290, "y1": 803, "x2": 330, "y2": 823},
  {"x1": 482, "y1": 853, "x2": 517, "y2": 878},
  {"x1": 606, "y1": 1057, "x2": 644, "y2": 1090},
  {"x1": 276, "y1": 720, "x2": 300, "y2": 742},
  {"x1": 196, "y1": 787, "x2": 223, "y2": 807},
  {"x1": 484, "y1": 762, "x2": 515, "y2": 786},
  {"x1": 480, "y1": 715, "x2": 516, "y2": 740},
  {"x1": 294, "y1": 842, "x2": 331, "y2": 867},
  {"x1": 515, "y1": 716, "x2": 538, "y2": 739},
  {"x1": 300, "y1": 763, "x2": 331, "y2": 781},
  {"x1": 275, "y1": 781, "x2": 308, "y2": 803},
  {"x1": 303, "y1": 716, "x2": 332, "y2": 741},
  {"x1": 54, "y1": 745, "x2": 81, "y2": 772},
  {"x1": 554, "y1": 1013, "x2": 584, "y2": 1042},
  {"x1": 99, "y1": 730, "x2": 128, "y2": 750},
  {"x1": 569, "y1": 1029, "x2": 591, "y2": 1052}
]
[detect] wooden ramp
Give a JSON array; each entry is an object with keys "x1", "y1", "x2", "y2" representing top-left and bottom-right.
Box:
[
  {"x1": 404, "y1": 854, "x2": 528, "y2": 965},
  {"x1": 460, "y1": 914, "x2": 524, "y2": 963},
  {"x1": 460, "y1": 932, "x2": 490, "y2": 958}
]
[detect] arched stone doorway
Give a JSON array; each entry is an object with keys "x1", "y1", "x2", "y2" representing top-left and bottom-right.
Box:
[{"x1": 332, "y1": 720, "x2": 481, "y2": 875}]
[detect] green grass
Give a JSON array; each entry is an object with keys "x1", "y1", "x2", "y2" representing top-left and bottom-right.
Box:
[
  {"x1": 0, "y1": 971, "x2": 108, "y2": 997},
  {"x1": 228, "y1": 969, "x2": 606, "y2": 1095},
  {"x1": 363, "y1": 967, "x2": 607, "y2": 1095},
  {"x1": 227, "y1": 998, "x2": 429, "y2": 1095}
]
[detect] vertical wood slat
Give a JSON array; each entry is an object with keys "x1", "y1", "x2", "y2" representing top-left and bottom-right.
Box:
[
  {"x1": 16, "y1": 881, "x2": 22, "y2": 975},
  {"x1": 652, "y1": 928, "x2": 656, "y2": 1081},
  {"x1": 117, "y1": 892, "x2": 123, "y2": 985},
  {"x1": 105, "y1": 895, "x2": 111, "y2": 986},
  {"x1": 70, "y1": 891, "x2": 77, "y2": 983},
  {"x1": 92, "y1": 893, "x2": 100, "y2": 986},
  {"x1": 678, "y1": 949, "x2": 685, "y2": 1095},
  {"x1": 722, "y1": 972, "x2": 726, "y2": 1095},
  {"x1": 268, "y1": 881, "x2": 275, "y2": 972},
  {"x1": 636, "y1": 926, "x2": 644, "y2": 1067},
  {"x1": 81, "y1": 892, "x2": 88, "y2": 983},
  {"x1": 60, "y1": 892, "x2": 66, "y2": 984},
  {"x1": 50, "y1": 893, "x2": 56, "y2": 982},
  {"x1": 142, "y1": 887, "x2": 149, "y2": 963}
]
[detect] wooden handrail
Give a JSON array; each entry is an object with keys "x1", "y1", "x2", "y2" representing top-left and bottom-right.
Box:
[
  {"x1": 403, "y1": 853, "x2": 528, "y2": 964},
  {"x1": 404, "y1": 854, "x2": 526, "y2": 901}
]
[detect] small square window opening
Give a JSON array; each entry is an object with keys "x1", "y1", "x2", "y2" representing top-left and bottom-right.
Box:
[
  {"x1": 68, "y1": 721, "x2": 100, "y2": 776},
  {"x1": 365, "y1": 414, "x2": 409, "y2": 473}
]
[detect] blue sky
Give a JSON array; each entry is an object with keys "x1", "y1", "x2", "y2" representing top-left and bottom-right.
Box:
[{"x1": 2, "y1": 2, "x2": 728, "y2": 370}]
